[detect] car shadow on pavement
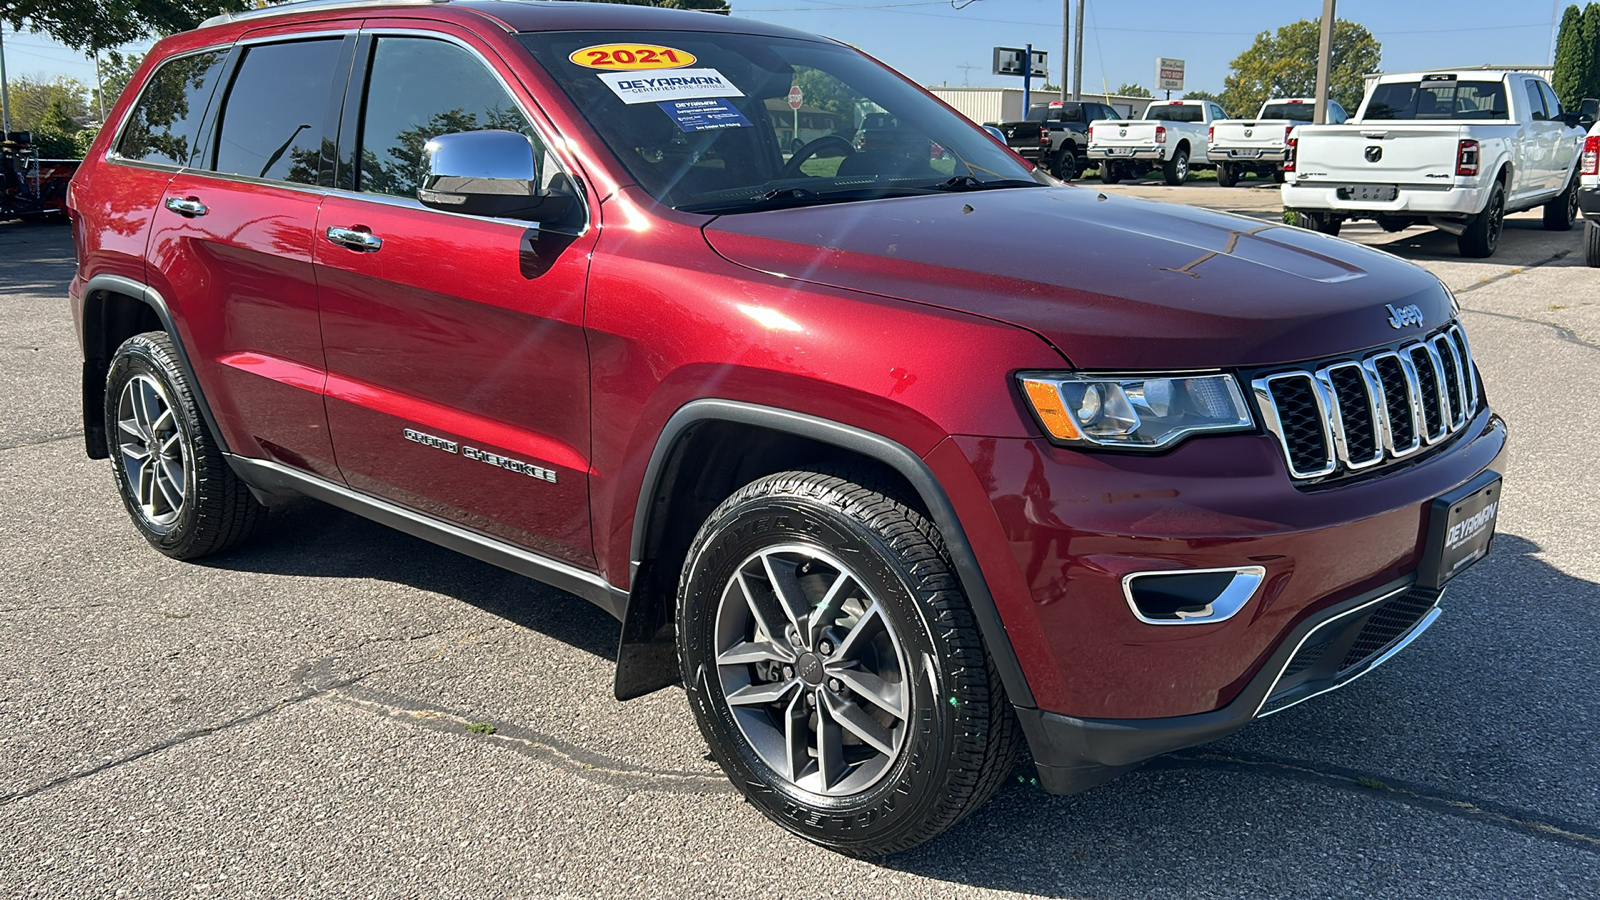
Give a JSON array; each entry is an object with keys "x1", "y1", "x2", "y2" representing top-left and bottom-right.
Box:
[{"x1": 1344, "y1": 218, "x2": 1571, "y2": 262}]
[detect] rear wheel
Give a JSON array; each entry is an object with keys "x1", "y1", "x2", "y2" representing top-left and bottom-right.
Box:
[
  {"x1": 1459, "y1": 182, "x2": 1505, "y2": 258},
  {"x1": 1273, "y1": 168, "x2": 1286, "y2": 184},
  {"x1": 1585, "y1": 218, "x2": 1600, "y2": 267},
  {"x1": 105, "y1": 331, "x2": 267, "y2": 559},
  {"x1": 1543, "y1": 173, "x2": 1579, "y2": 231},
  {"x1": 1099, "y1": 161, "x2": 1122, "y2": 184},
  {"x1": 1375, "y1": 215, "x2": 1412, "y2": 233},
  {"x1": 1163, "y1": 147, "x2": 1190, "y2": 185},
  {"x1": 1216, "y1": 163, "x2": 1238, "y2": 187},
  {"x1": 677, "y1": 470, "x2": 1020, "y2": 856},
  {"x1": 1052, "y1": 144, "x2": 1080, "y2": 182}
]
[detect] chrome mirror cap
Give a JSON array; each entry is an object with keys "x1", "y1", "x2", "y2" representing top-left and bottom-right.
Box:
[{"x1": 418, "y1": 130, "x2": 575, "y2": 223}]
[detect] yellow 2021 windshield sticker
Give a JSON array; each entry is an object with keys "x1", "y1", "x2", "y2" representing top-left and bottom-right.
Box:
[{"x1": 569, "y1": 44, "x2": 697, "y2": 71}]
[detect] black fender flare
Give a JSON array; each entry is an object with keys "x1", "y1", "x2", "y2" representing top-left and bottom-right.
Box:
[{"x1": 619, "y1": 399, "x2": 1036, "y2": 709}]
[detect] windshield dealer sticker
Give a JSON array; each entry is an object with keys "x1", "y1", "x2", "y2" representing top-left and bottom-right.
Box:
[
  {"x1": 598, "y1": 68, "x2": 743, "y2": 105},
  {"x1": 659, "y1": 98, "x2": 752, "y2": 132},
  {"x1": 570, "y1": 44, "x2": 697, "y2": 70}
]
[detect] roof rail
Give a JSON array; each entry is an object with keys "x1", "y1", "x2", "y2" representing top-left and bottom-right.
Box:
[{"x1": 199, "y1": 0, "x2": 451, "y2": 29}]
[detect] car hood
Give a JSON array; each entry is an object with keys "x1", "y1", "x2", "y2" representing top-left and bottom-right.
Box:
[{"x1": 701, "y1": 187, "x2": 1451, "y2": 370}]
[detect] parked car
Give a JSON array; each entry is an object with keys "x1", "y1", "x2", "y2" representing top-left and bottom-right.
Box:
[
  {"x1": 1208, "y1": 98, "x2": 1347, "y2": 185},
  {"x1": 988, "y1": 99, "x2": 1122, "y2": 181},
  {"x1": 1088, "y1": 99, "x2": 1228, "y2": 185},
  {"x1": 1283, "y1": 69, "x2": 1589, "y2": 257},
  {"x1": 1581, "y1": 120, "x2": 1600, "y2": 266},
  {"x1": 70, "y1": 0, "x2": 1505, "y2": 856}
]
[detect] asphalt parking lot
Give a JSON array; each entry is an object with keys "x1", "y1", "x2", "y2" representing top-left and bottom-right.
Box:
[{"x1": 2, "y1": 192, "x2": 1598, "y2": 897}]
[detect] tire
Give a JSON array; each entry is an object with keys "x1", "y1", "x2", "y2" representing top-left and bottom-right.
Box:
[
  {"x1": 105, "y1": 331, "x2": 267, "y2": 559},
  {"x1": 1163, "y1": 146, "x2": 1190, "y2": 185},
  {"x1": 1586, "y1": 218, "x2": 1600, "y2": 267},
  {"x1": 1216, "y1": 163, "x2": 1237, "y2": 187},
  {"x1": 1273, "y1": 168, "x2": 1286, "y2": 184},
  {"x1": 677, "y1": 470, "x2": 1021, "y2": 857},
  {"x1": 1458, "y1": 181, "x2": 1505, "y2": 258},
  {"x1": 1375, "y1": 215, "x2": 1411, "y2": 233},
  {"x1": 1052, "y1": 144, "x2": 1080, "y2": 182},
  {"x1": 1543, "y1": 172, "x2": 1579, "y2": 231},
  {"x1": 1296, "y1": 210, "x2": 1341, "y2": 236},
  {"x1": 1099, "y1": 162, "x2": 1122, "y2": 185}
]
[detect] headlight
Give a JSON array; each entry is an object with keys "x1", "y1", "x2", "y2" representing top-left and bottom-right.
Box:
[{"x1": 1018, "y1": 372, "x2": 1255, "y2": 449}]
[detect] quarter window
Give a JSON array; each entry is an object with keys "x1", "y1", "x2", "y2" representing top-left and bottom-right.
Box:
[
  {"x1": 356, "y1": 37, "x2": 541, "y2": 198},
  {"x1": 1538, "y1": 81, "x2": 1563, "y2": 119},
  {"x1": 212, "y1": 39, "x2": 344, "y2": 185},
  {"x1": 116, "y1": 50, "x2": 228, "y2": 167}
]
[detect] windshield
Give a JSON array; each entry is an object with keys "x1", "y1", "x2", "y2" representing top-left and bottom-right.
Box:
[
  {"x1": 1146, "y1": 104, "x2": 1202, "y2": 122},
  {"x1": 1027, "y1": 104, "x2": 1083, "y2": 123},
  {"x1": 1365, "y1": 80, "x2": 1509, "y2": 120},
  {"x1": 518, "y1": 30, "x2": 1043, "y2": 213},
  {"x1": 1260, "y1": 102, "x2": 1315, "y2": 122}
]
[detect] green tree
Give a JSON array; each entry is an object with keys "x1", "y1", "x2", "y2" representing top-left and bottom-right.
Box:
[
  {"x1": 1221, "y1": 18, "x2": 1381, "y2": 120},
  {"x1": 5, "y1": 75, "x2": 89, "y2": 132},
  {"x1": 39, "y1": 96, "x2": 80, "y2": 134},
  {"x1": 1182, "y1": 90, "x2": 1224, "y2": 104},
  {"x1": 96, "y1": 50, "x2": 146, "y2": 112},
  {"x1": 1583, "y1": 3, "x2": 1600, "y2": 103},
  {"x1": 1553, "y1": 5, "x2": 1588, "y2": 110},
  {"x1": 1116, "y1": 83, "x2": 1152, "y2": 98},
  {"x1": 2, "y1": 1, "x2": 256, "y2": 51}
]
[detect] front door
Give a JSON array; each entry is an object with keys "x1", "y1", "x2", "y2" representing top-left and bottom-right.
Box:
[{"x1": 315, "y1": 32, "x2": 598, "y2": 567}]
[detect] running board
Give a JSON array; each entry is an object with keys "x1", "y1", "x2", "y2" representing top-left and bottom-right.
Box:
[{"x1": 224, "y1": 454, "x2": 628, "y2": 619}]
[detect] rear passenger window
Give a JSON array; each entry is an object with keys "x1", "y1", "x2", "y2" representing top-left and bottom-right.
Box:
[
  {"x1": 356, "y1": 37, "x2": 541, "y2": 198},
  {"x1": 1539, "y1": 82, "x2": 1562, "y2": 119},
  {"x1": 212, "y1": 39, "x2": 343, "y2": 185},
  {"x1": 116, "y1": 50, "x2": 228, "y2": 167},
  {"x1": 1526, "y1": 82, "x2": 1548, "y2": 121}
]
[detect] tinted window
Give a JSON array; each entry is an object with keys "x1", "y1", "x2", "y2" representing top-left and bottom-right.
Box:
[
  {"x1": 116, "y1": 50, "x2": 228, "y2": 167},
  {"x1": 1097, "y1": 105, "x2": 1121, "y2": 120},
  {"x1": 1147, "y1": 104, "x2": 1201, "y2": 122},
  {"x1": 1365, "y1": 80, "x2": 1508, "y2": 120},
  {"x1": 1538, "y1": 81, "x2": 1563, "y2": 118},
  {"x1": 357, "y1": 37, "x2": 539, "y2": 198},
  {"x1": 1526, "y1": 81, "x2": 1548, "y2": 120},
  {"x1": 1330, "y1": 101, "x2": 1347, "y2": 123},
  {"x1": 212, "y1": 39, "x2": 343, "y2": 184},
  {"x1": 1261, "y1": 102, "x2": 1315, "y2": 122}
]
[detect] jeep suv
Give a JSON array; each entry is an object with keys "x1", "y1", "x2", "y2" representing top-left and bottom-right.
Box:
[{"x1": 68, "y1": 0, "x2": 1506, "y2": 856}]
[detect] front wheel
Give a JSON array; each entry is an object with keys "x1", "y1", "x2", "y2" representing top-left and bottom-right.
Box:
[
  {"x1": 105, "y1": 332, "x2": 267, "y2": 559},
  {"x1": 677, "y1": 470, "x2": 1021, "y2": 856},
  {"x1": 1585, "y1": 218, "x2": 1600, "y2": 267},
  {"x1": 1163, "y1": 147, "x2": 1190, "y2": 185}
]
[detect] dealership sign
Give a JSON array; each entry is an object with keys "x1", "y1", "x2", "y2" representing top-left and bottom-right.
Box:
[{"x1": 1156, "y1": 57, "x2": 1185, "y2": 92}]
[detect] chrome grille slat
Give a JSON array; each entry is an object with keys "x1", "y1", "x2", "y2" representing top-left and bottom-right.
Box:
[{"x1": 1252, "y1": 322, "x2": 1480, "y2": 483}]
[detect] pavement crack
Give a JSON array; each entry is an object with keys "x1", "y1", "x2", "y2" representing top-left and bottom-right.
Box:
[
  {"x1": 1455, "y1": 249, "x2": 1571, "y2": 295},
  {"x1": 0, "y1": 432, "x2": 80, "y2": 452},
  {"x1": 1461, "y1": 307, "x2": 1600, "y2": 354},
  {"x1": 1154, "y1": 750, "x2": 1600, "y2": 853},
  {"x1": 0, "y1": 670, "x2": 375, "y2": 807},
  {"x1": 323, "y1": 683, "x2": 733, "y2": 795}
]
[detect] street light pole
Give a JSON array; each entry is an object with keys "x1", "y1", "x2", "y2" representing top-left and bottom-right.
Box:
[
  {"x1": 1060, "y1": 1, "x2": 1069, "y2": 101},
  {"x1": 1072, "y1": 0, "x2": 1085, "y2": 100},
  {"x1": 1313, "y1": 0, "x2": 1335, "y2": 124}
]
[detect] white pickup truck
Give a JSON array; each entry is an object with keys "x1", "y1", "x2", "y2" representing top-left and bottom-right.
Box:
[
  {"x1": 1087, "y1": 99, "x2": 1229, "y2": 185},
  {"x1": 1283, "y1": 69, "x2": 1588, "y2": 257},
  {"x1": 1208, "y1": 97, "x2": 1348, "y2": 186}
]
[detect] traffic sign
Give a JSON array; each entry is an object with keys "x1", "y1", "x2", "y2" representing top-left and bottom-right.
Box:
[{"x1": 787, "y1": 86, "x2": 803, "y2": 109}]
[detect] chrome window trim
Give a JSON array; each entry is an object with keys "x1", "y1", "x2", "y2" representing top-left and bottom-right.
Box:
[{"x1": 1120, "y1": 566, "x2": 1266, "y2": 626}]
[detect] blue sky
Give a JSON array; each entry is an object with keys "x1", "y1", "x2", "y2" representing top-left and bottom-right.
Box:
[{"x1": 0, "y1": 0, "x2": 1569, "y2": 107}]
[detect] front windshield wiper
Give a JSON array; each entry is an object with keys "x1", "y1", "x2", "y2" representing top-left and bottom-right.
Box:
[
  {"x1": 681, "y1": 184, "x2": 941, "y2": 215},
  {"x1": 930, "y1": 175, "x2": 1046, "y2": 192}
]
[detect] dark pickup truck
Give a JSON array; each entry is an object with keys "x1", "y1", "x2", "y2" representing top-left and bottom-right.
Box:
[{"x1": 989, "y1": 99, "x2": 1121, "y2": 180}]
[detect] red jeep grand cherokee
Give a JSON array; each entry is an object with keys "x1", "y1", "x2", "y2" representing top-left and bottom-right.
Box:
[{"x1": 68, "y1": 0, "x2": 1506, "y2": 855}]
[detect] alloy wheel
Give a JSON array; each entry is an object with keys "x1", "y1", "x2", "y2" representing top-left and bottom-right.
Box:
[{"x1": 116, "y1": 373, "x2": 190, "y2": 531}]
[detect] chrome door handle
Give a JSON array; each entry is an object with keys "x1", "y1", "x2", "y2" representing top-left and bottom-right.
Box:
[
  {"x1": 163, "y1": 197, "x2": 208, "y2": 217},
  {"x1": 325, "y1": 226, "x2": 383, "y2": 252}
]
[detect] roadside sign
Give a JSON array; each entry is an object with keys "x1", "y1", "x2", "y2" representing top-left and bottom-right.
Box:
[
  {"x1": 1156, "y1": 57, "x2": 1185, "y2": 92},
  {"x1": 787, "y1": 86, "x2": 803, "y2": 110},
  {"x1": 993, "y1": 46, "x2": 1048, "y2": 79}
]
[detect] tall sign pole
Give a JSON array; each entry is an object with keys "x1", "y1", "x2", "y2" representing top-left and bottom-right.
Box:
[
  {"x1": 1060, "y1": 2, "x2": 1070, "y2": 101},
  {"x1": 1072, "y1": 0, "x2": 1085, "y2": 100},
  {"x1": 1023, "y1": 42, "x2": 1033, "y2": 113},
  {"x1": 1313, "y1": 0, "x2": 1335, "y2": 124}
]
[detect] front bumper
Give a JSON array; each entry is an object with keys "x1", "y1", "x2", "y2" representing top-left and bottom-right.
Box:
[
  {"x1": 1087, "y1": 146, "x2": 1166, "y2": 162},
  {"x1": 1282, "y1": 180, "x2": 1485, "y2": 217},
  {"x1": 1018, "y1": 576, "x2": 1443, "y2": 793}
]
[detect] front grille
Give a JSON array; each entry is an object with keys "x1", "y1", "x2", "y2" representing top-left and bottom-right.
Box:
[{"x1": 1252, "y1": 322, "x2": 1479, "y2": 483}]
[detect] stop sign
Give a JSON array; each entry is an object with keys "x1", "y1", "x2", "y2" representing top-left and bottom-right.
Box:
[{"x1": 787, "y1": 86, "x2": 803, "y2": 110}]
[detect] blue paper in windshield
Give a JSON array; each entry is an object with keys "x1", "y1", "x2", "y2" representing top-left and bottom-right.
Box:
[{"x1": 658, "y1": 98, "x2": 752, "y2": 132}]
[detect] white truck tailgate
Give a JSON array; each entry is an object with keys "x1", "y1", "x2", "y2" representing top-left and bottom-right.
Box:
[
  {"x1": 1093, "y1": 121, "x2": 1163, "y2": 148},
  {"x1": 1295, "y1": 124, "x2": 1467, "y2": 185},
  {"x1": 1211, "y1": 122, "x2": 1292, "y2": 156}
]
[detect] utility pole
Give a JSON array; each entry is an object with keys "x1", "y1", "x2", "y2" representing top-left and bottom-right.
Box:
[
  {"x1": 1, "y1": 20, "x2": 11, "y2": 135},
  {"x1": 1072, "y1": 0, "x2": 1085, "y2": 100},
  {"x1": 93, "y1": 51, "x2": 107, "y2": 122},
  {"x1": 1313, "y1": 0, "x2": 1335, "y2": 124},
  {"x1": 1060, "y1": 1, "x2": 1069, "y2": 101}
]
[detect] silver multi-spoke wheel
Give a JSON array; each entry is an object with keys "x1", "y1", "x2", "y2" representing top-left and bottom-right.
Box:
[
  {"x1": 714, "y1": 545, "x2": 909, "y2": 796},
  {"x1": 115, "y1": 373, "x2": 189, "y2": 531}
]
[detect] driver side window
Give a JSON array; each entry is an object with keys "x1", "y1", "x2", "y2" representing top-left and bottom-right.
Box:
[{"x1": 356, "y1": 37, "x2": 550, "y2": 199}]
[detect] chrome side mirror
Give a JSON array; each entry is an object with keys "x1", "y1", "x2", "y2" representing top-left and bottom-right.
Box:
[{"x1": 418, "y1": 130, "x2": 576, "y2": 224}]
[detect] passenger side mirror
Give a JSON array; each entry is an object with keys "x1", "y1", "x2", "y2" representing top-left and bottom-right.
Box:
[
  {"x1": 1559, "y1": 111, "x2": 1590, "y2": 129},
  {"x1": 418, "y1": 130, "x2": 579, "y2": 226}
]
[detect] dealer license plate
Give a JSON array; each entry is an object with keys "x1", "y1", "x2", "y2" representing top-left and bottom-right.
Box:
[
  {"x1": 1337, "y1": 184, "x2": 1399, "y2": 202},
  {"x1": 1416, "y1": 472, "x2": 1501, "y2": 590},
  {"x1": 1229, "y1": 149, "x2": 1262, "y2": 159},
  {"x1": 1104, "y1": 149, "x2": 1134, "y2": 156}
]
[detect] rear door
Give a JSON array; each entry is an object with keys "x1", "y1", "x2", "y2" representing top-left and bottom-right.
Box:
[
  {"x1": 145, "y1": 32, "x2": 351, "y2": 480},
  {"x1": 314, "y1": 28, "x2": 598, "y2": 567}
]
